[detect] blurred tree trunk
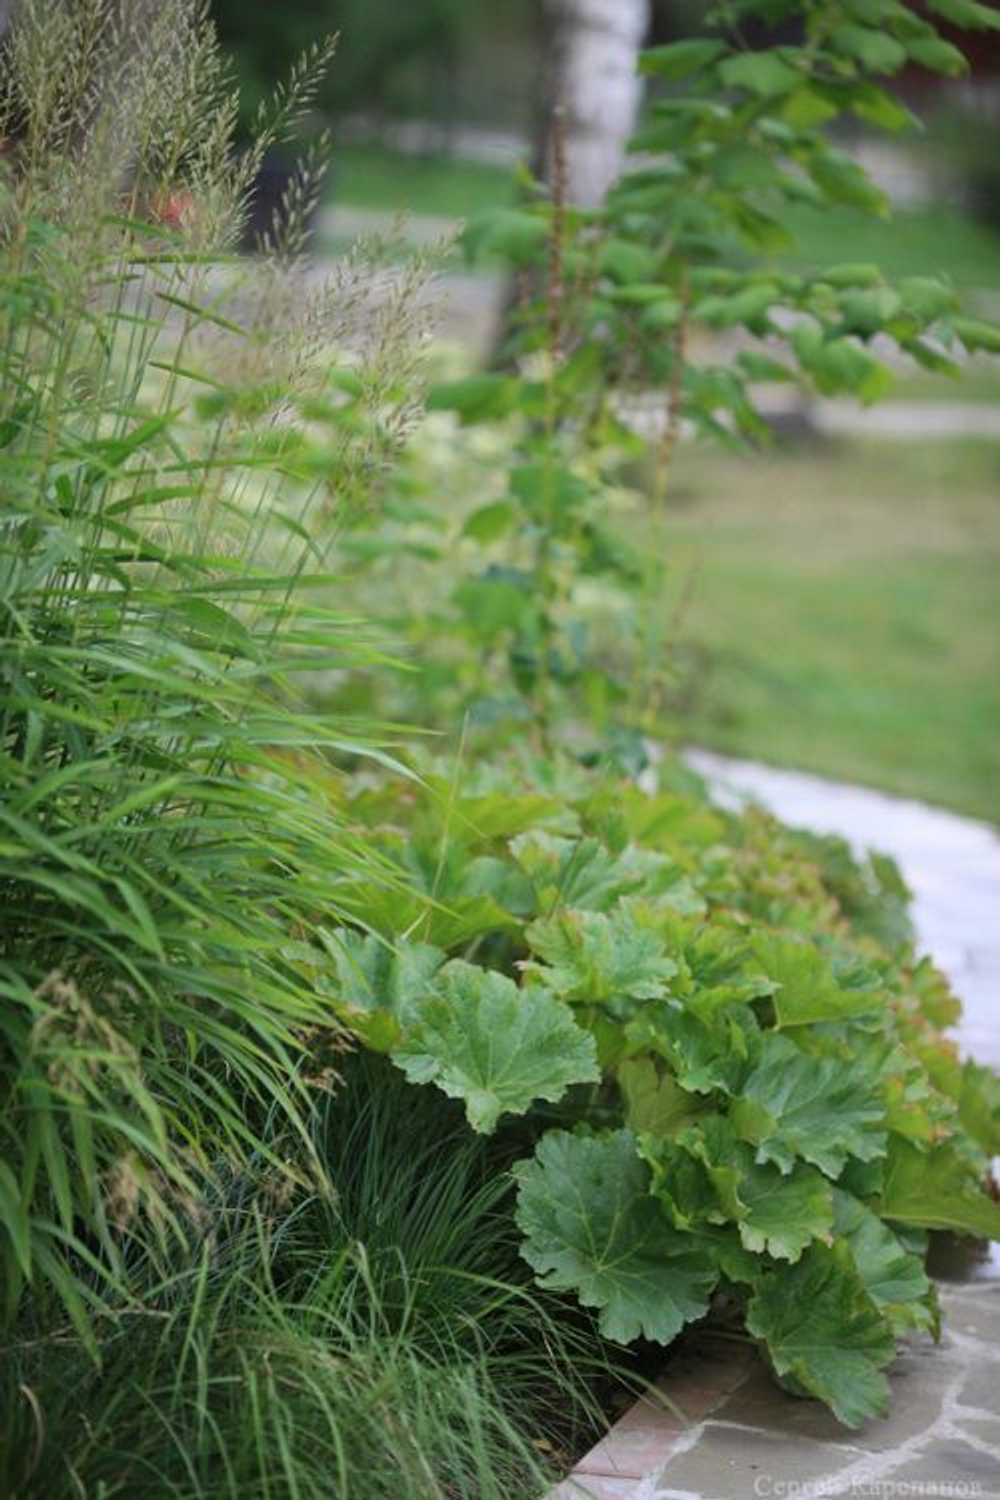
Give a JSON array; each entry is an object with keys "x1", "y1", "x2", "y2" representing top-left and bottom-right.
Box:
[
  {"x1": 491, "y1": 0, "x2": 649, "y2": 362},
  {"x1": 541, "y1": 0, "x2": 651, "y2": 206}
]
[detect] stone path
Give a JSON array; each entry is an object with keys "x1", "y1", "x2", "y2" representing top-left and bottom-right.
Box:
[
  {"x1": 554, "y1": 752, "x2": 1000, "y2": 1500},
  {"x1": 556, "y1": 1264, "x2": 1000, "y2": 1500}
]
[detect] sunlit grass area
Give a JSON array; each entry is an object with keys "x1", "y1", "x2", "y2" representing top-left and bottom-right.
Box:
[
  {"x1": 325, "y1": 146, "x2": 1000, "y2": 297},
  {"x1": 893, "y1": 357, "x2": 1000, "y2": 403},
  {"x1": 660, "y1": 437, "x2": 1000, "y2": 822},
  {"x1": 330, "y1": 142, "x2": 518, "y2": 219},
  {"x1": 777, "y1": 203, "x2": 1000, "y2": 294}
]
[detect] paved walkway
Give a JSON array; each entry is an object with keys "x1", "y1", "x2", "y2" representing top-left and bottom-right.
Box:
[{"x1": 556, "y1": 753, "x2": 1000, "y2": 1500}]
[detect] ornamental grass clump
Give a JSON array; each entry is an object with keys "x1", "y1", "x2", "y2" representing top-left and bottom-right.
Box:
[
  {"x1": 0, "y1": 0, "x2": 428, "y2": 1343},
  {"x1": 2, "y1": 1054, "x2": 612, "y2": 1498}
]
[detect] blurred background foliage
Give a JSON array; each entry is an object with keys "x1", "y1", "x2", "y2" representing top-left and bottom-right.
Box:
[
  {"x1": 209, "y1": 1, "x2": 1000, "y2": 234},
  {"x1": 212, "y1": 0, "x2": 536, "y2": 134},
  {"x1": 205, "y1": 0, "x2": 1000, "y2": 822}
]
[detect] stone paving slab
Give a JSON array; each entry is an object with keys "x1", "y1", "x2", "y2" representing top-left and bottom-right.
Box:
[
  {"x1": 551, "y1": 1342, "x2": 756, "y2": 1495},
  {"x1": 553, "y1": 1278, "x2": 1000, "y2": 1500},
  {"x1": 552, "y1": 754, "x2": 1000, "y2": 1500}
]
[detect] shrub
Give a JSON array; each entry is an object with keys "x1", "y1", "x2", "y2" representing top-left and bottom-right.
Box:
[{"x1": 312, "y1": 747, "x2": 1000, "y2": 1427}]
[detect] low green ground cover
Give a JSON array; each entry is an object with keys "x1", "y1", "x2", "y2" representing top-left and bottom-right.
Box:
[{"x1": 304, "y1": 746, "x2": 1000, "y2": 1430}]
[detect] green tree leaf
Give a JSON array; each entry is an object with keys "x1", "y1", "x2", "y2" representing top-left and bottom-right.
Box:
[
  {"x1": 393, "y1": 961, "x2": 598, "y2": 1133},
  {"x1": 640, "y1": 39, "x2": 726, "y2": 80},
  {"x1": 597, "y1": 238, "x2": 660, "y2": 284},
  {"x1": 807, "y1": 150, "x2": 890, "y2": 215},
  {"x1": 831, "y1": 25, "x2": 908, "y2": 74},
  {"x1": 747, "y1": 1242, "x2": 896, "y2": 1428},
  {"x1": 515, "y1": 1129, "x2": 718, "y2": 1343},
  {"x1": 427, "y1": 374, "x2": 521, "y2": 424},
  {"x1": 462, "y1": 208, "x2": 550, "y2": 266},
  {"x1": 898, "y1": 275, "x2": 959, "y2": 322},
  {"x1": 906, "y1": 35, "x2": 969, "y2": 75},
  {"x1": 927, "y1": 0, "x2": 1000, "y2": 28},
  {"x1": 954, "y1": 317, "x2": 1000, "y2": 356},
  {"x1": 849, "y1": 83, "x2": 917, "y2": 133},
  {"x1": 719, "y1": 51, "x2": 802, "y2": 97},
  {"x1": 793, "y1": 324, "x2": 894, "y2": 402},
  {"x1": 453, "y1": 571, "x2": 539, "y2": 640},
  {"x1": 838, "y1": 287, "x2": 904, "y2": 338},
  {"x1": 462, "y1": 499, "x2": 519, "y2": 544},
  {"x1": 818, "y1": 263, "x2": 884, "y2": 288},
  {"x1": 842, "y1": 0, "x2": 904, "y2": 19}
]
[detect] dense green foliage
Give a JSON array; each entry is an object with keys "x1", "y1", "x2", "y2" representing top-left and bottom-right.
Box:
[
  {"x1": 1, "y1": 1, "x2": 999, "y2": 1495},
  {"x1": 315, "y1": 748, "x2": 1000, "y2": 1427},
  {"x1": 2, "y1": 1055, "x2": 609, "y2": 1497}
]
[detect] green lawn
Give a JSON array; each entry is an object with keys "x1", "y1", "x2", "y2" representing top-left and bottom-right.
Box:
[
  {"x1": 327, "y1": 146, "x2": 1000, "y2": 294},
  {"x1": 331, "y1": 143, "x2": 517, "y2": 220},
  {"x1": 893, "y1": 357, "x2": 1000, "y2": 404},
  {"x1": 658, "y1": 437, "x2": 1000, "y2": 822},
  {"x1": 776, "y1": 203, "x2": 1000, "y2": 296}
]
